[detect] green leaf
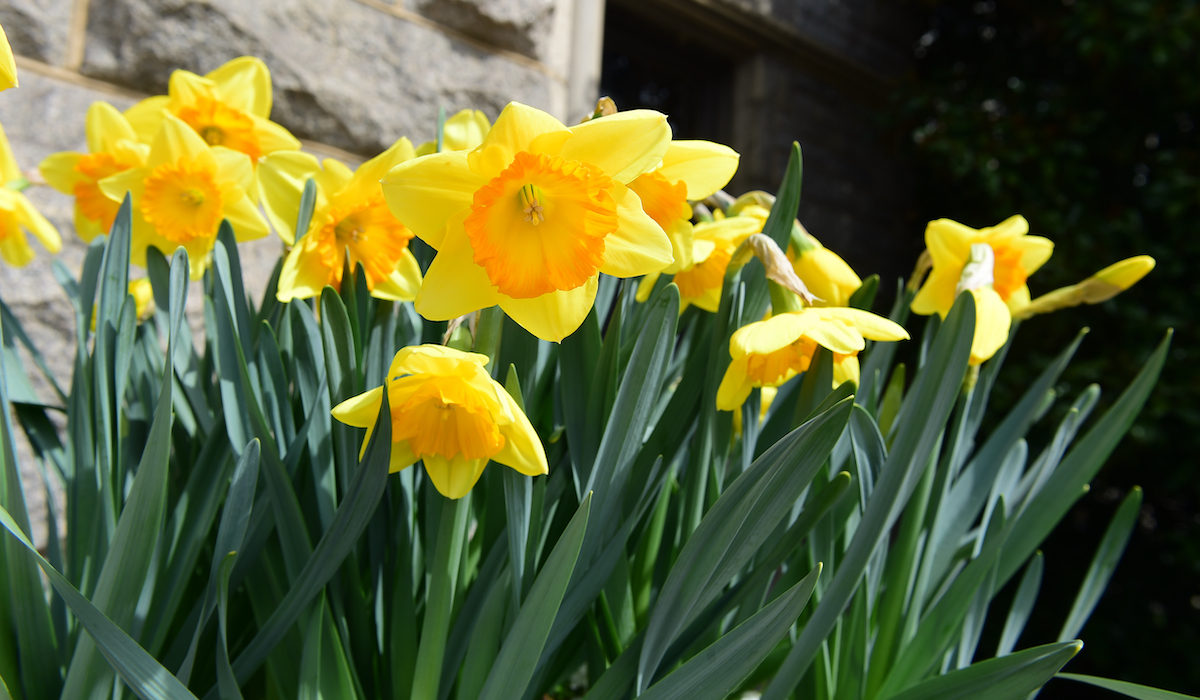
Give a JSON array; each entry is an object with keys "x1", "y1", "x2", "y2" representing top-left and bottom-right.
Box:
[
  {"x1": 997, "y1": 551, "x2": 1043, "y2": 657},
  {"x1": 478, "y1": 494, "x2": 591, "y2": 700},
  {"x1": 412, "y1": 493, "x2": 472, "y2": 700},
  {"x1": 1058, "y1": 487, "x2": 1142, "y2": 642},
  {"x1": 882, "y1": 642, "x2": 1081, "y2": 700},
  {"x1": 456, "y1": 575, "x2": 510, "y2": 700},
  {"x1": 295, "y1": 178, "x2": 317, "y2": 242},
  {"x1": 1056, "y1": 674, "x2": 1200, "y2": 700},
  {"x1": 214, "y1": 553, "x2": 242, "y2": 700},
  {"x1": 638, "y1": 564, "x2": 820, "y2": 700}
]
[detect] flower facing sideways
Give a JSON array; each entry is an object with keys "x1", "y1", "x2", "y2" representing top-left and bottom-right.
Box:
[
  {"x1": 259, "y1": 138, "x2": 422, "y2": 302},
  {"x1": 98, "y1": 115, "x2": 269, "y2": 279},
  {"x1": 636, "y1": 212, "x2": 762, "y2": 312},
  {"x1": 382, "y1": 102, "x2": 674, "y2": 342},
  {"x1": 414, "y1": 109, "x2": 491, "y2": 156},
  {"x1": 332, "y1": 345, "x2": 548, "y2": 499},
  {"x1": 716, "y1": 307, "x2": 909, "y2": 412},
  {"x1": 40, "y1": 102, "x2": 149, "y2": 241},
  {"x1": 788, "y1": 222, "x2": 862, "y2": 308},
  {"x1": 0, "y1": 122, "x2": 61, "y2": 267}
]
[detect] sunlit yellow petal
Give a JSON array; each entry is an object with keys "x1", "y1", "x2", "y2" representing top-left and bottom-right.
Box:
[
  {"x1": 346, "y1": 137, "x2": 416, "y2": 204},
  {"x1": 792, "y1": 248, "x2": 861, "y2": 308},
  {"x1": 369, "y1": 249, "x2": 423, "y2": 302},
  {"x1": 86, "y1": 102, "x2": 139, "y2": 154},
  {"x1": 716, "y1": 357, "x2": 753, "y2": 411},
  {"x1": 206, "y1": 56, "x2": 272, "y2": 117},
  {"x1": 124, "y1": 96, "x2": 170, "y2": 144},
  {"x1": 656, "y1": 140, "x2": 739, "y2": 199},
  {"x1": 423, "y1": 455, "x2": 488, "y2": 499},
  {"x1": 248, "y1": 113, "x2": 301, "y2": 154},
  {"x1": 500, "y1": 275, "x2": 599, "y2": 343},
  {"x1": 470, "y1": 102, "x2": 568, "y2": 176},
  {"x1": 258, "y1": 150, "x2": 321, "y2": 245},
  {"x1": 636, "y1": 272, "x2": 660, "y2": 303},
  {"x1": 0, "y1": 121, "x2": 21, "y2": 184},
  {"x1": 1013, "y1": 235, "x2": 1053, "y2": 276},
  {"x1": 800, "y1": 318, "x2": 864, "y2": 355},
  {"x1": 494, "y1": 401, "x2": 549, "y2": 476},
  {"x1": 598, "y1": 182, "x2": 673, "y2": 277},
  {"x1": 211, "y1": 146, "x2": 255, "y2": 193},
  {"x1": 414, "y1": 215, "x2": 500, "y2": 320},
  {"x1": 148, "y1": 115, "x2": 212, "y2": 169},
  {"x1": 15, "y1": 194, "x2": 61, "y2": 252},
  {"x1": 97, "y1": 167, "x2": 147, "y2": 206},
  {"x1": 39, "y1": 152, "x2": 87, "y2": 193},
  {"x1": 969, "y1": 287, "x2": 1011, "y2": 365},
  {"x1": 383, "y1": 150, "x2": 484, "y2": 249},
  {"x1": 559, "y1": 109, "x2": 670, "y2": 184},
  {"x1": 987, "y1": 214, "x2": 1029, "y2": 242},
  {"x1": 910, "y1": 266, "x2": 958, "y2": 317},
  {"x1": 276, "y1": 243, "x2": 329, "y2": 303},
  {"x1": 1005, "y1": 284, "x2": 1031, "y2": 315},
  {"x1": 1094, "y1": 255, "x2": 1154, "y2": 290},
  {"x1": 166, "y1": 70, "x2": 216, "y2": 114},
  {"x1": 0, "y1": 230, "x2": 34, "y2": 266},
  {"x1": 0, "y1": 24, "x2": 17, "y2": 90},
  {"x1": 731, "y1": 313, "x2": 814, "y2": 358},
  {"x1": 815, "y1": 308, "x2": 909, "y2": 342},
  {"x1": 443, "y1": 109, "x2": 491, "y2": 152},
  {"x1": 835, "y1": 355, "x2": 860, "y2": 387},
  {"x1": 221, "y1": 192, "x2": 270, "y2": 242}
]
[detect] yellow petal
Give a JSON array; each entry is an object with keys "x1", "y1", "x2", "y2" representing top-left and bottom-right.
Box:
[
  {"x1": 559, "y1": 109, "x2": 670, "y2": 184},
  {"x1": 687, "y1": 283, "x2": 724, "y2": 314},
  {"x1": 332, "y1": 386, "x2": 385, "y2": 428},
  {"x1": 0, "y1": 24, "x2": 17, "y2": 90},
  {"x1": 423, "y1": 455, "x2": 488, "y2": 499},
  {"x1": 124, "y1": 96, "x2": 170, "y2": 144},
  {"x1": 98, "y1": 167, "x2": 147, "y2": 206},
  {"x1": 258, "y1": 150, "x2": 321, "y2": 245},
  {"x1": 801, "y1": 318, "x2": 864, "y2": 355},
  {"x1": 370, "y1": 249, "x2": 423, "y2": 302},
  {"x1": 1012, "y1": 234, "x2": 1053, "y2": 276},
  {"x1": 636, "y1": 272, "x2": 660, "y2": 303},
  {"x1": 1093, "y1": 255, "x2": 1154, "y2": 290},
  {"x1": 793, "y1": 248, "x2": 861, "y2": 308},
  {"x1": 815, "y1": 308, "x2": 909, "y2": 342},
  {"x1": 443, "y1": 109, "x2": 491, "y2": 152},
  {"x1": 500, "y1": 275, "x2": 599, "y2": 343},
  {"x1": 969, "y1": 287, "x2": 1012, "y2": 365},
  {"x1": 221, "y1": 192, "x2": 270, "y2": 242},
  {"x1": 206, "y1": 56, "x2": 272, "y2": 118},
  {"x1": 599, "y1": 182, "x2": 673, "y2": 277},
  {"x1": 690, "y1": 237, "x2": 717, "y2": 265},
  {"x1": 661, "y1": 219, "x2": 694, "y2": 274},
  {"x1": 382, "y1": 150, "x2": 484, "y2": 249},
  {"x1": 656, "y1": 140, "x2": 739, "y2": 200},
  {"x1": 1005, "y1": 284, "x2": 1031, "y2": 315},
  {"x1": 731, "y1": 313, "x2": 814, "y2": 358},
  {"x1": 986, "y1": 214, "x2": 1030, "y2": 243},
  {"x1": 15, "y1": 194, "x2": 61, "y2": 252},
  {"x1": 0, "y1": 121, "x2": 21, "y2": 184},
  {"x1": 212, "y1": 145, "x2": 255, "y2": 193},
  {"x1": 248, "y1": 113, "x2": 301, "y2": 154},
  {"x1": 716, "y1": 357, "x2": 753, "y2": 412},
  {"x1": 39, "y1": 152, "x2": 87, "y2": 193},
  {"x1": 147, "y1": 115, "x2": 211, "y2": 170},
  {"x1": 911, "y1": 267, "x2": 958, "y2": 318},
  {"x1": 166, "y1": 69, "x2": 216, "y2": 113},
  {"x1": 346, "y1": 137, "x2": 416, "y2": 204},
  {"x1": 470, "y1": 102, "x2": 568, "y2": 176},
  {"x1": 392, "y1": 345, "x2": 490, "y2": 378},
  {"x1": 275, "y1": 243, "x2": 328, "y2": 302},
  {"x1": 0, "y1": 229, "x2": 33, "y2": 266},
  {"x1": 86, "y1": 102, "x2": 139, "y2": 154},
  {"x1": 834, "y1": 355, "x2": 860, "y2": 387},
  {"x1": 74, "y1": 207, "x2": 104, "y2": 243},
  {"x1": 413, "y1": 215, "x2": 499, "y2": 320},
  {"x1": 494, "y1": 398, "x2": 548, "y2": 476}
]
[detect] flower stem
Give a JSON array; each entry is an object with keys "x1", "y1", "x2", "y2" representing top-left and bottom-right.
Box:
[{"x1": 411, "y1": 492, "x2": 472, "y2": 700}]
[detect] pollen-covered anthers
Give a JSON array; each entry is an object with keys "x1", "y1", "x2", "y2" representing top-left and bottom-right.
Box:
[{"x1": 520, "y1": 184, "x2": 545, "y2": 225}]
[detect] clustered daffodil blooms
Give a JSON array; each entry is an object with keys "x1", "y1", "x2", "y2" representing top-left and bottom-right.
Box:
[
  {"x1": 124, "y1": 56, "x2": 299, "y2": 177},
  {"x1": 382, "y1": 102, "x2": 674, "y2": 342},
  {"x1": 1012, "y1": 255, "x2": 1155, "y2": 320},
  {"x1": 415, "y1": 109, "x2": 491, "y2": 156},
  {"x1": 911, "y1": 215, "x2": 1052, "y2": 365},
  {"x1": 636, "y1": 211, "x2": 762, "y2": 312},
  {"x1": 98, "y1": 114, "x2": 269, "y2": 279},
  {"x1": 716, "y1": 307, "x2": 910, "y2": 412},
  {"x1": 332, "y1": 344, "x2": 548, "y2": 499},
  {"x1": 259, "y1": 138, "x2": 423, "y2": 302},
  {"x1": 0, "y1": 122, "x2": 61, "y2": 267},
  {"x1": 0, "y1": 23, "x2": 16, "y2": 90},
  {"x1": 40, "y1": 102, "x2": 148, "y2": 241}
]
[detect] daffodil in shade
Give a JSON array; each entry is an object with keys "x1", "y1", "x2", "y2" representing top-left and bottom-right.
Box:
[
  {"x1": 636, "y1": 213, "x2": 761, "y2": 312},
  {"x1": 0, "y1": 23, "x2": 17, "y2": 90},
  {"x1": 98, "y1": 114, "x2": 269, "y2": 279},
  {"x1": 259, "y1": 138, "x2": 423, "y2": 302},
  {"x1": 911, "y1": 216, "x2": 1052, "y2": 365},
  {"x1": 716, "y1": 307, "x2": 909, "y2": 411},
  {"x1": 415, "y1": 109, "x2": 491, "y2": 156},
  {"x1": 124, "y1": 57, "x2": 299, "y2": 172},
  {"x1": 627, "y1": 139, "x2": 739, "y2": 274},
  {"x1": 788, "y1": 222, "x2": 862, "y2": 308},
  {"x1": 382, "y1": 102, "x2": 674, "y2": 342},
  {"x1": 40, "y1": 102, "x2": 148, "y2": 242},
  {"x1": 0, "y1": 122, "x2": 61, "y2": 267},
  {"x1": 331, "y1": 344, "x2": 548, "y2": 499}
]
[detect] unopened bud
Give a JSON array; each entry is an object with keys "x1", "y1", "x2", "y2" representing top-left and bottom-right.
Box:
[
  {"x1": 582, "y1": 96, "x2": 618, "y2": 122},
  {"x1": 1013, "y1": 255, "x2": 1156, "y2": 320},
  {"x1": 907, "y1": 249, "x2": 933, "y2": 292}
]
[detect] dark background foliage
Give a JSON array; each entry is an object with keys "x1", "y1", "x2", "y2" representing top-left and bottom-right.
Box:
[{"x1": 891, "y1": 0, "x2": 1199, "y2": 695}]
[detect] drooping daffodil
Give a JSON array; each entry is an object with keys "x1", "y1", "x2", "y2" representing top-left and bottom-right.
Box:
[
  {"x1": 636, "y1": 211, "x2": 761, "y2": 312},
  {"x1": 0, "y1": 23, "x2": 16, "y2": 90},
  {"x1": 124, "y1": 56, "x2": 299, "y2": 175},
  {"x1": 415, "y1": 109, "x2": 491, "y2": 156},
  {"x1": 1012, "y1": 255, "x2": 1155, "y2": 320},
  {"x1": 98, "y1": 114, "x2": 269, "y2": 279},
  {"x1": 716, "y1": 307, "x2": 909, "y2": 411},
  {"x1": 259, "y1": 138, "x2": 423, "y2": 302},
  {"x1": 0, "y1": 122, "x2": 61, "y2": 267},
  {"x1": 911, "y1": 216, "x2": 1052, "y2": 365},
  {"x1": 382, "y1": 101, "x2": 674, "y2": 342},
  {"x1": 332, "y1": 344, "x2": 548, "y2": 499},
  {"x1": 40, "y1": 102, "x2": 148, "y2": 241},
  {"x1": 788, "y1": 222, "x2": 862, "y2": 308}
]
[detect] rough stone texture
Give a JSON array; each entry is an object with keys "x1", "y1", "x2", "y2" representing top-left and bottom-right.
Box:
[
  {"x1": 80, "y1": 0, "x2": 567, "y2": 155},
  {"x1": 0, "y1": 0, "x2": 74, "y2": 67},
  {"x1": 411, "y1": 0, "x2": 556, "y2": 59}
]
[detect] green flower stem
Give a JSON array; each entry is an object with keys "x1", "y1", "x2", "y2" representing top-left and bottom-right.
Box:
[
  {"x1": 411, "y1": 492, "x2": 472, "y2": 700},
  {"x1": 474, "y1": 306, "x2": 505, "y2": 373}
]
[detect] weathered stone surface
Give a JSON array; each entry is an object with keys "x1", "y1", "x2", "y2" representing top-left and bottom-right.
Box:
[
  {"x1": 80, "y1": 0, "x2": 566, "y2": 156},
  {"x1": 412, "y1": 0, "x2": 556, "y2": 59},
  {"x1": 0, "y1": 0, "x2": 74, "y2": 67}
]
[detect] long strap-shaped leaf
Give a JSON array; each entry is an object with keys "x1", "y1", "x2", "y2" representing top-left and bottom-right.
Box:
[
  {"x1": 882, "y1": 641, "x2": 1081, "y2": 700},
  {"x1": 1056, "y1": 673, "x2": 1200, "y2": 700}
]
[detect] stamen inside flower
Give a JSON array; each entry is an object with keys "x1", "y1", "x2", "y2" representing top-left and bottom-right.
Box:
[
  {"x1": 140, "y1": 157, "x2": 225, "y2": 244},
  {"x1": 392, "y1": 376, "x2": 505, "y2": 461},
  {"x1": 464, "y1": 151, "x2": 618, "y2": 298},
  {"x1": 176, "y1": 96, "x2": 262, "y2": 161},
  {"x1": 73, "y1": 153, "x2": 125, "y2": 230},
  {"x1": 311, "y1": 193, "x2": 414, "y2": 288}
]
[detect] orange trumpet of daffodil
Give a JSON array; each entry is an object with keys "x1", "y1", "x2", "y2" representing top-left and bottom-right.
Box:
[
  {"x1": 636, "y1": 211, "x2": 762, "y2": 312},
  {"x1": 98, "y1": 114, "x2": 269, "y2": 279},
  {"x1": 332, "y1": 344, "x2": 548, "y2": 499},
  {"x1": 381, "y1": 102, "x2": 674, "y2": 342},
  {"x1": 259, "y1": 137, "x2": 424, "y2": 302},
  {"x1": 0, "y1": 122, "x2": 61, "y2": 267}
]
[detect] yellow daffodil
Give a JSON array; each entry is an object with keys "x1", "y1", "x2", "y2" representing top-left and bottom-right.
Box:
[
  {"x1": 716, "y1": 307, "x2": 909, "y2": 411},
  {"x1": 1012, "y1": 255, "x2": 1155, "y2": 320},
  {"x1": 0, "y1": 24, "x2": 16, "y2": 90},
  {"x1": 636, "y1": 213, "x2": 761, "y2": 312},
  {"x1": 911, "y1": 216, "x2": 1052, "y2": 365},
  {"x1": 788, "y1": 223, "x2": 862, "y2": 308},
  {"x1": 414, "y1": 109, "x2": 491, "y2": 156},
  {"x1": 627, "y1": 139, "x2": 739, "y2": 274},
  {"x1": 97, "y1": 114, "x2": 269, "y2": 279},
  {"x1": 331, "y1": 344, "x2": 548, "y2": 499},
  {"x1": 90, "y1": 278, "x2": 155, "y2": 330},
  {"x1": 382, "y1": 102, "x2": 674, "y2": 342},
  {"x1": 40, "y1": 102, "x2": 149, "y2": 241},
  {"x1": 124, "y1": 57, "x2": 299, "y2": 171},
  {"x1": 0, "y1": 122, "x2": 61, "y2": 266},
  {"x1": 259, "y1": 138, "x2": 423, "y2": 302}
]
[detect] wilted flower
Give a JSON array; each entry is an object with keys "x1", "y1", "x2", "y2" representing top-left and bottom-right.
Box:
[
  {"x1": 332, "y1": 345, "x2": 548, "y2": 499},
  {"x1": 259, "y1": 138, "x2": 422, "y2": 302},
  {"x1": 0, "y1": 122, "x2": 61, "y2": 267},
  {"x1": 382, "y1": 102, "x2": 674, "y2": 342},
  {"x1": 40, "y1": 102, "x2": 148, "y2": 241},
  {"x1": 716, "y1": 307, "x2": 909, "y2": 411}
]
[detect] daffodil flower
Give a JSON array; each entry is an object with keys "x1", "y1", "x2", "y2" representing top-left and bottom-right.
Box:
[
  {"x1": 124, "y1": 57, "x2": 299, "y2": 171},
  {"x1": 0, "y1": 24, "x2": 17, "y2": 90},
  {"x1": 716, "y1": 307, "x2": 910, "y2": 411},
  {"x1": 1012, "y1": 255, "x2": 1155, "y2": 320},
  {"x1": 636, "y1": 213, "x2": 761, "y2": 312},
  {"x1": 40, "y1": 102, "x2": 149, "y2": 242},
  {"x1": 0, "y1": 122, "x2": 61, "y2": 267},
  {"x1": 259, "y1": 138, "x2": 424, "y2": 302},
  {"x1": 414, "y1": 109, "x2": 491, "y2": 156},
  {"x1": 382, "y1": 102, "x2": 674, "y2": 342},
  {"x1": 627, "y1": 139, "x2": 739, "y2": 274},
  {"x1": 332, "y1": 344, "x2": 548, "y2": 499},
  {"x1": 911, "y1": 216, "x2": 1053, "y2": 365},
  {"x1": 98, "y1": 114, "x2": 269, "y2": 279},
  {"x1": 788, "y1": 222, "x2": 862, "y2": 308}
]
